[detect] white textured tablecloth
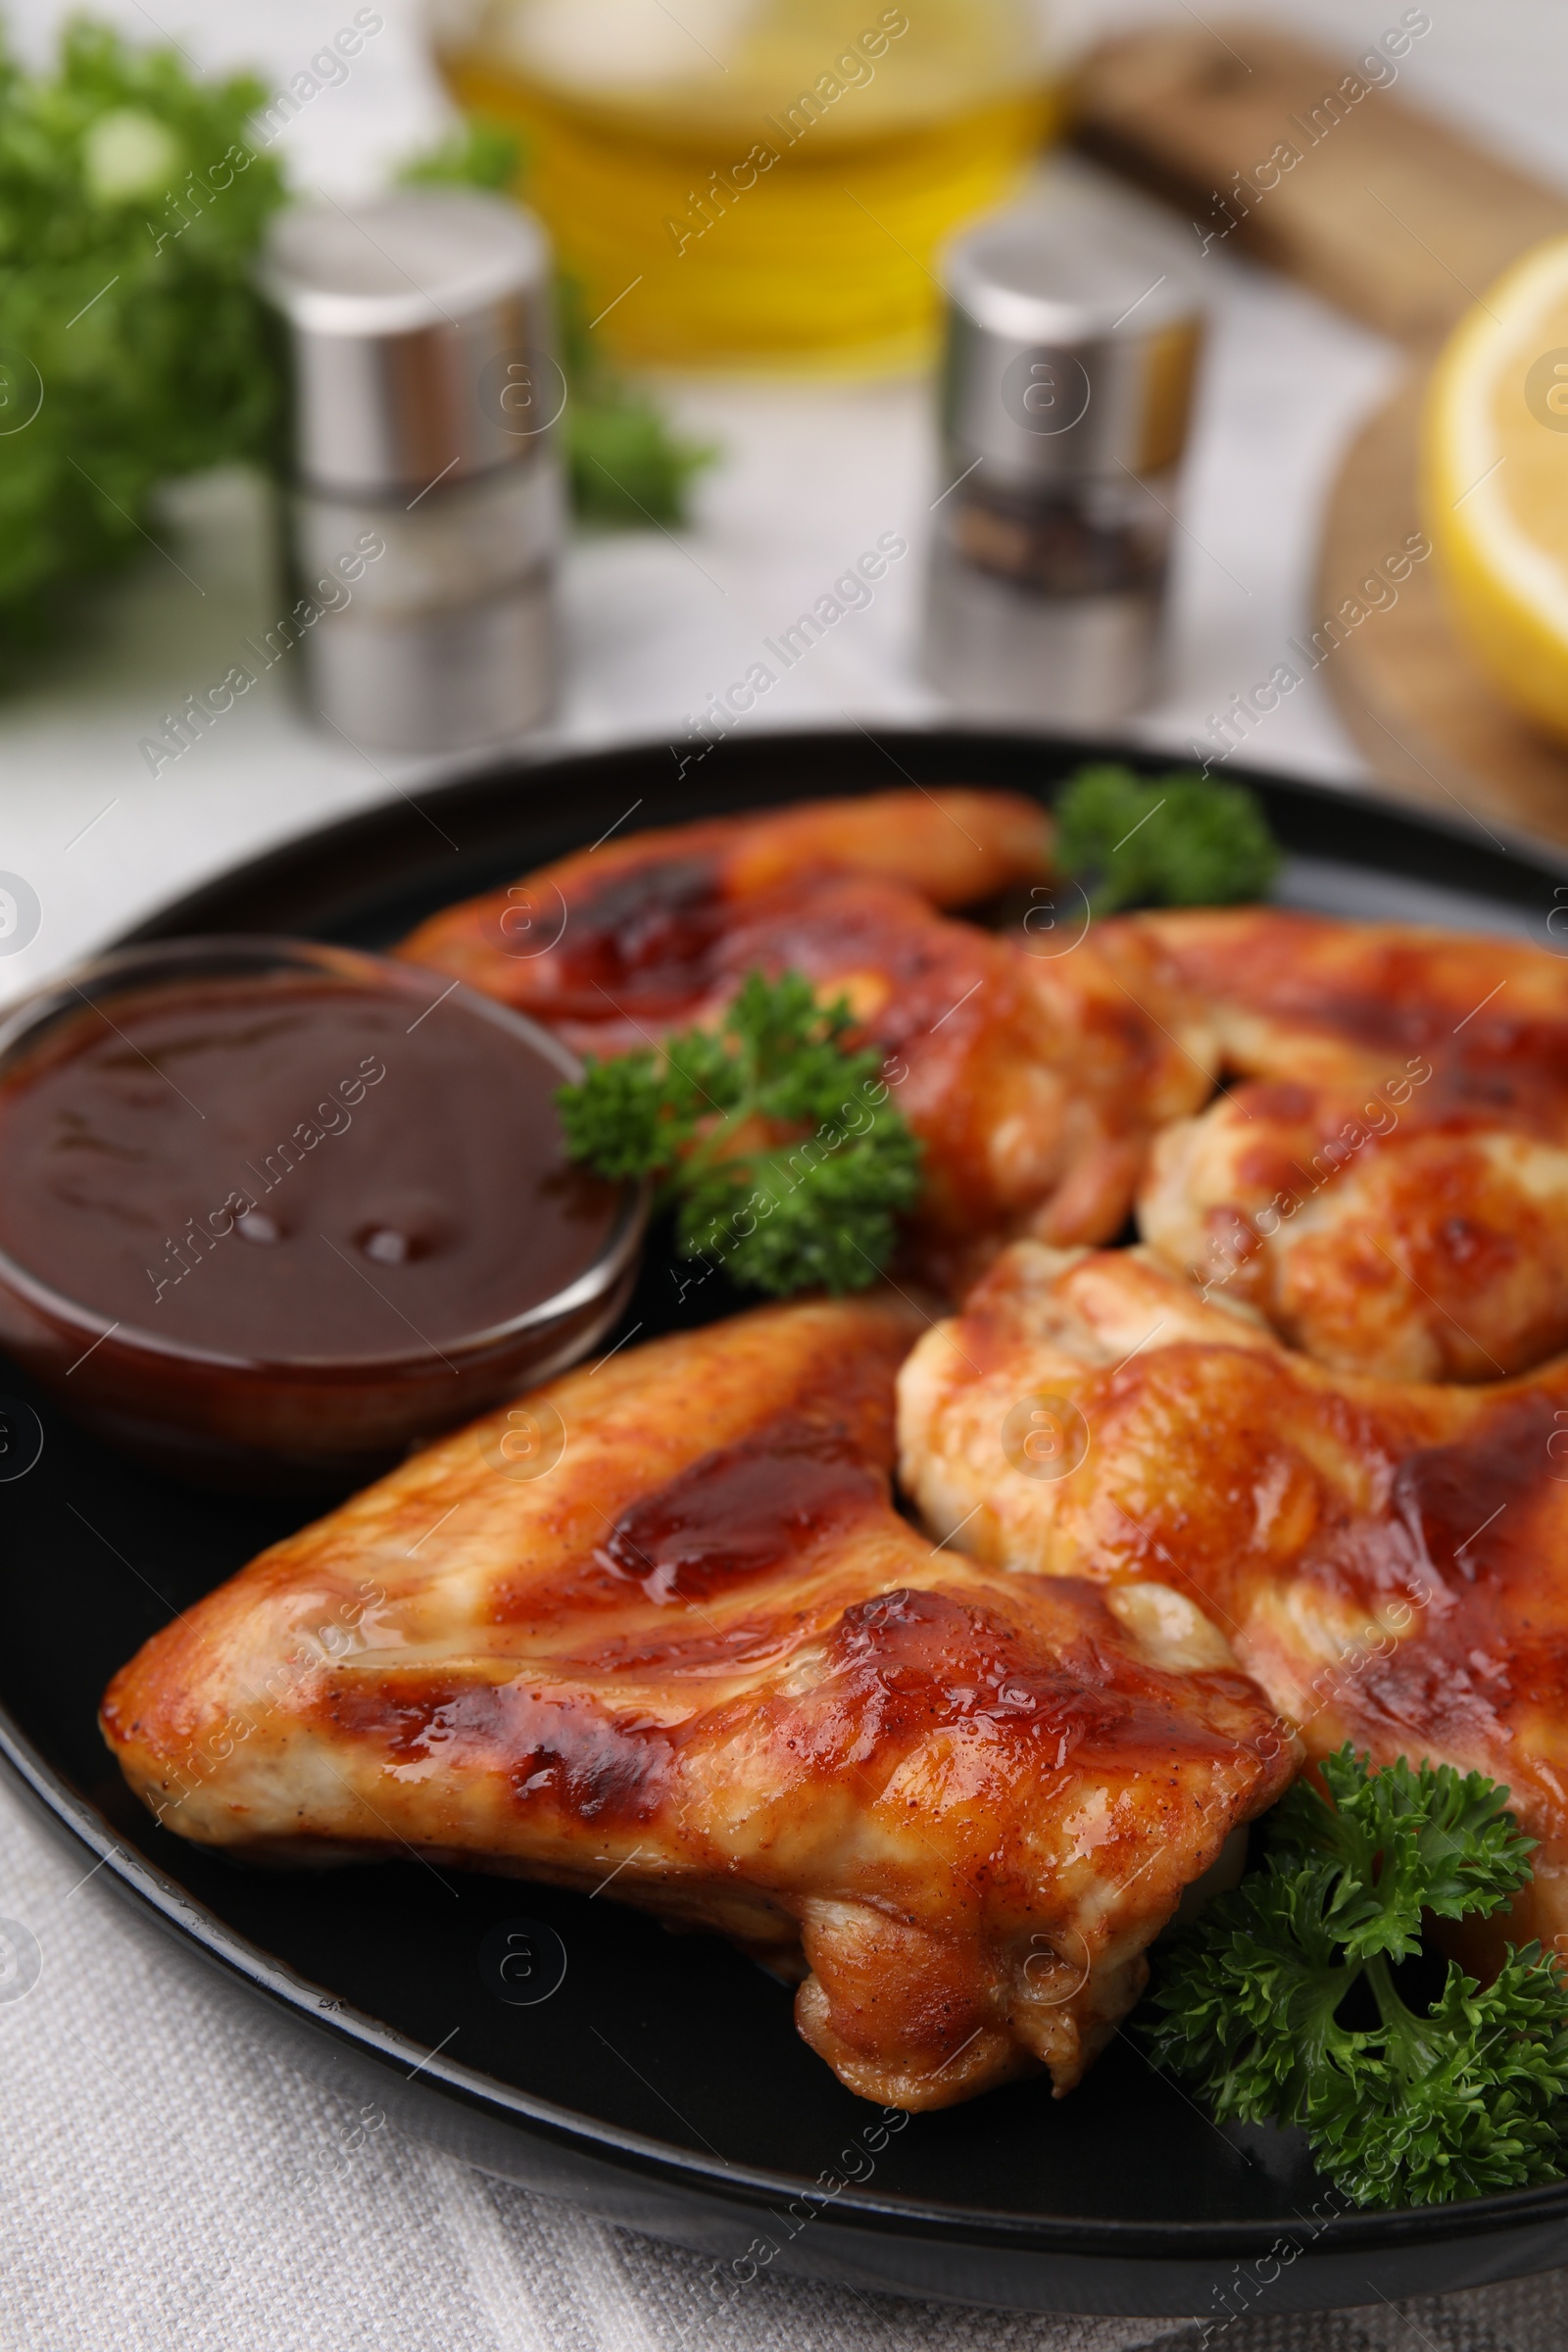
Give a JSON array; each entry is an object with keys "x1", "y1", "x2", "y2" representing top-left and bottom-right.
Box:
[{"x1": 7, "y1": 2, "x2": 1568, "y2": 2344}]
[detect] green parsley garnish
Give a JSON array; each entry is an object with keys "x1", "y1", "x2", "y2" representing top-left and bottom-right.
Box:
[
  {"x1": 556, "y1": 969, "x2": 923, "y2": 1297},
  {"x1": 1054, "y1": 762, "x2": 1280, "y2": 914},
  {"x1": 1146, "y1": 1746, "x2": 1568, "y2": 2207},
  {"x1": 397, "y1": 115, "x2": 522, "y2": 198},
  {"x1": 0, "y1": 35, "x2": 714, "y2": 666},
  {"x1": 0, "y1": 23, "x2": 285, "y2": 654}
]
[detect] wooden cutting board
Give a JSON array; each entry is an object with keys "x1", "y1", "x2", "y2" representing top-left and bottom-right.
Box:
[{"x1": 1072, "y1": 23, "x2": 1568, "y2": 848}]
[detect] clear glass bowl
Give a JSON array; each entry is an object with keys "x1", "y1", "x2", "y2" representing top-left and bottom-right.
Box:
[{"x1": 0, "y1": 936, "x2": 646, "y2": 1492}]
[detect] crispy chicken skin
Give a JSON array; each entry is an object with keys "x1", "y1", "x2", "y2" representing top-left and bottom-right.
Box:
[
  {"x1": 103, "y1": 1297, "x2": 1290, "y2": 2112},
  {"x1": 399, "y1": 791, "x2": 1216, "y2": 1271},
  {"x1": 1125, "y1": 907, "x2": 1568, "y2": 1378},
  {"x1": 899, "y1": 1242, "x2": 1568, "y2": 1960}
]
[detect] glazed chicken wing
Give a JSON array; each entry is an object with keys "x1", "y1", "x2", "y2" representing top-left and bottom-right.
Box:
[
  {"x1": 1124, "y1": 906, "x2": 1568, "y2": 1086},
  {"x1": 899, "y1": 1242, "x2": 1568, "y2": 1958},
  {"x1": 399, "y1": 787, "x2": 1054, "y2": 1004},
  {"x1": 1125, "y1": 907, "x2": 1568, "y2": 1378},
  {"x1": 1140, "y1": 1077, "x2": 1568, "y2": 1381},
  {"x1": 103, "y1": 1297, "x2": 1290, "y2": 2112},
  {"x1": 400, "y1": 791, "x2": 1216, "y2": 1272}
]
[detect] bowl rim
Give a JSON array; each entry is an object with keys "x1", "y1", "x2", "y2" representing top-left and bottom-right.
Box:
[{"x1": 0, "y1": 931, "x2": 648, "y2": 1376}]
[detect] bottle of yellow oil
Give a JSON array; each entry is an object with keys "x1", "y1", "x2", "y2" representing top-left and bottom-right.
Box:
[{"x1": 432, "y1": 0, "x2": 1057, "y2": 372}]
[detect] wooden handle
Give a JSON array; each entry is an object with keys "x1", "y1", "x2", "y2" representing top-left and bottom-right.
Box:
[{"x1": 1071, "y1": 23, "x2": 1568, "y2": 341}]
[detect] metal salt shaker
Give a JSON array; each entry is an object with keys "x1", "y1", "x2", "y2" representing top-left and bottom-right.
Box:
[
  {"x1": 261, "y1": 189, "x2": 562, "y2": 755},
  {"x1": 923, "y1": 178, "x2": 1205, "y2": 729}
]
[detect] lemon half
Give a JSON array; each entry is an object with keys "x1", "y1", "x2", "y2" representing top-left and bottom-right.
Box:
[{"x1": 1422, "y1": 234, "x2": 1568, "y2": 743}]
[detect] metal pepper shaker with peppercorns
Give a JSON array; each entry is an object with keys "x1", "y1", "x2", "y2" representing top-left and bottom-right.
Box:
[{"x1": 923, "y1": 174, "x2": 1207, "y2": 730}]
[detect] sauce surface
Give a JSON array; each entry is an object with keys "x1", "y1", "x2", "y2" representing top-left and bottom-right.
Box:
[{"x1": 0, "y1": 973, "x2": 618, "y2": 1358}]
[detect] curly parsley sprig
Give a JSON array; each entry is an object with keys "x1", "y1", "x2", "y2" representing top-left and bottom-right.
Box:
[
  {"x1": 1054, "y1": 762, "x2": 1280, "y2": 914},
  {"x1": 0, "y1": 23, "x2": 286, "y2": 652},
  {"x1": 556, "y1": 970, "x2": 923, "y2": 1298},
  {"x1": 1146, "y1": 1746, "x2": 1568, "y2": 2208}
]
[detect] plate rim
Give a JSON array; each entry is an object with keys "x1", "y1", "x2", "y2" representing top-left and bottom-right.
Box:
[
  {"x1": 113, "y1": 723, "x2": 1568, "y2": 951},
  {"x1": 12, "y1": 1697, "x2": 1568, "y2": 2262}
]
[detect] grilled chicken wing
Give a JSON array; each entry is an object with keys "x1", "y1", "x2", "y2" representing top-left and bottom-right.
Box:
[
  {"x1": 400, "y1": 792, "x2": 1216, "y2": 1272},
  {"x1": 1124, "y1": 906, "x2": 1568, "y2": 1085},
  {"x1": 102, "y1": 1297, "x2": 1291, "y2": 2111},
  {"x1": 1140, "y1": 1078, "x2": 1568, "y2": 1381},
  {"x1": 399, "y1": 788, "x2": 1054, "y2": 1004},
  {"x1": 899, "y1": 1242, "x2": 1568, "y2": 1958},
  {"x1": 1125, "y1": 908, "x2": 1568, "y2": 1378}
]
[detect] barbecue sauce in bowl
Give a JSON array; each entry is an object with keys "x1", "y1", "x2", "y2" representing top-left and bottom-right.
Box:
[{"x1": 0, "y1": 938, "x2": 643, "y2": 1489}]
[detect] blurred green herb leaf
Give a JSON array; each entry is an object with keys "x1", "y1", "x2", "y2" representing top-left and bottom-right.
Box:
[
  {"x1": 0, "y1": 20, "x2": 286, "y2": 655},
  {"x1": 397, "y1": 114, "x2": 522, "y2": 193},
  {"x1": 1054, "y1": 762, "x2": 1281, "y2": 914}
]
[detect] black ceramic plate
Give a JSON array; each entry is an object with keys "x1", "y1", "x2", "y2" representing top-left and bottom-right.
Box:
[{"x1": 8, "y1": 728, "x2": 1568, "y2": 2323}]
